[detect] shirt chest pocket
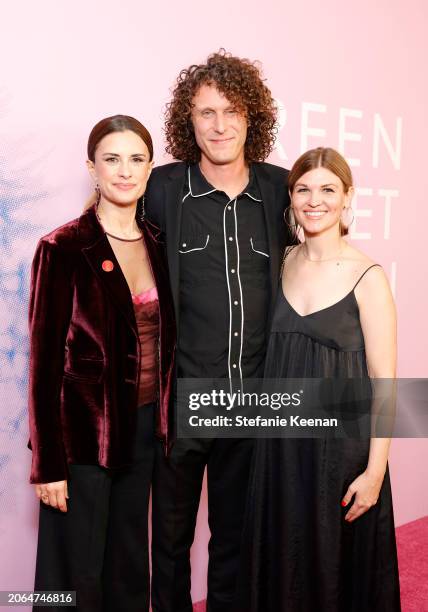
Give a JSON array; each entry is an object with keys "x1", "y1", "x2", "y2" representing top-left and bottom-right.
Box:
[
  {"x1": 179, "y1": 234, "x2": 210, "y2": 254},
  {"x1": 250, "y1": 238, "x2": 269, "y2": 259},
  {"x1": 244, "y1": 238, "x2": 270, "y2": 287}
]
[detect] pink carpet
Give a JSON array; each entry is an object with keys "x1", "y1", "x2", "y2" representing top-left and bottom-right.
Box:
[
  {"x1": 396, "y1": 516, "x2": 428, "y2": 611},
  {"x1": 192, "y1": 516, "x2": 428, "y2": 611}
]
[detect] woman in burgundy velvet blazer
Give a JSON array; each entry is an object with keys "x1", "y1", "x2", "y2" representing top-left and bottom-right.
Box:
[
  {"x1": 28, "y1": 201, "x2": 175, "y2": 484},
  {"x1": 28, "y1": 115, "x2": 175, "y2": 612}
]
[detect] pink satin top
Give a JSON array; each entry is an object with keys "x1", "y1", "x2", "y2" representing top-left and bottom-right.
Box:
[{"x1": 132, "y1": 286, "x2": 159, "y2": 406}]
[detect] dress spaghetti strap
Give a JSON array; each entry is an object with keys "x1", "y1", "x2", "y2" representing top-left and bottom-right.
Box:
[
  {"x1": 352, "y1": 264, "x2": 381, "y2": 290},
  {"x1": 280, "y1": 244, "x2": 299, "y2": 278}
]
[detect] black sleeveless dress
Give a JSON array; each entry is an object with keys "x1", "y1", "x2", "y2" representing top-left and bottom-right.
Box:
[{"x1": 238, "y1": 266, "x2": 401, "y2": 612}]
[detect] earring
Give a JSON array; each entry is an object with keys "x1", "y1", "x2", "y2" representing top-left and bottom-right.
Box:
[
  {"x1": 341, "y1": 206, "x2": 354, "y2": 229},
  {"x1": 283, "y1": 205, "x2": 301, "y2": 244},
  {"x1": 137, "y1": 195, "x2": 146, "y2": 222},
  {"x1": 95, "y1": 184, "x2": 101, "y2": 208}
]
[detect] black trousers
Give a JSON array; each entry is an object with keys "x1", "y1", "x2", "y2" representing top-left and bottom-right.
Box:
[
  {"x1": 151, "y1": 437, "x2": 254, "y2": 612},
  {"x1": 34, "y1": 403, "x2": 155, "y2": 612}
]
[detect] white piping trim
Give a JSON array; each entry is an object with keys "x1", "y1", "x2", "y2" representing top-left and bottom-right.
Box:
[
  {"x1": 223, "y1": 201, "x2": 233, "y2": 391},
  {"x1": 182, "y1": 190, "x2": 191, "y2": 203},
  {"x1": 250, "y1": 238, "x2": 269, "y2": 258},
  {"x1": 187, "y1": 166, "x2": 216, "y2": 198},
  {"x1": 234, "y1": 199, "x2": 244, "y2": 386},
  {"x1": 244, "y1": 191, "x2": 262, "y2": 202},
  {"x1": 179, "y1": 235, "x2": 210, "y2": 253}
]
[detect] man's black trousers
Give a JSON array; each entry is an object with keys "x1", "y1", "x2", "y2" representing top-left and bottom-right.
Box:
[{"x1": 151, "y1": 437, "x2": 254, "y2": 612}]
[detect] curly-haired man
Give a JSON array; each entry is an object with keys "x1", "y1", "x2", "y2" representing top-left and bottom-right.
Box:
[{"x1": 146, "y1": 50, "x2": 292, "y2": 612}]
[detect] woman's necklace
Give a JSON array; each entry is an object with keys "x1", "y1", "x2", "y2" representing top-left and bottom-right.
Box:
[
  {"x1": 96, "y1": 206, "x2": 142, "y2": 242},
  {"x1": 301, "y1": 243, "x2": 344, "y2": 266},
  {"x1": 104, "y1": 231, "x2": 143, "y2": 243}
]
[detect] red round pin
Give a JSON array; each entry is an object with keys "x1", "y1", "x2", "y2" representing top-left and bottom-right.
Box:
[{"x1": 102, "y1": 260, "x2": 114, "y2": 272}]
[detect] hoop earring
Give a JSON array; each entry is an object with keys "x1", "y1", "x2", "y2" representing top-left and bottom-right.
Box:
[
  {"x1": 341, "y1": 206, "x2": 354, "y2": 229},
  {"x1": 283, "y1": 205, "x2": 301, "y2": 244}
]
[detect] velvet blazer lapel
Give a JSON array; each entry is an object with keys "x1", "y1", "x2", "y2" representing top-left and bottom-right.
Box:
[
  {"x1": 78, "y1": 207, "x2": 137, "y2": 336},
  {"x1": 141, "y1": 221, "x2": 174, "y2": 324}
]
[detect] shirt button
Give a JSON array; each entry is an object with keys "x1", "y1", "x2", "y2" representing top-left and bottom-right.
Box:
[
  {"x1": 182, "y1": 243, "x2": 187, "y2": 247},
  {"x1": 234, "y1": 332, "x2": 239, "y2": 337},
  {"x1": 229, "y1": 236, "x2": 233, "y2": 241},
  {"x1": 228, "y1": 206, "x2": 232, "y2": 211},
  {"x1": 232, "y1": 364, "x2": 237, "y2": 368},
  {"x1": 234, "y1": 300, "x2": 239, "y2": 306},
  {"x1": 231, "y1": 268, "x2": 236, "y2": 274}
]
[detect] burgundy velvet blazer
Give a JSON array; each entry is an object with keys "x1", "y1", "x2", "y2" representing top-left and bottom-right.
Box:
[{"x1": 28, "y1": 205, "x2": 175, "y2": 484}]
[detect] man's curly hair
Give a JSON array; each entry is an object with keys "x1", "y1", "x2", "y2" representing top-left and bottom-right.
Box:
[{"x1": 164, "y1": 49, "x2": 278, "y2": 163}]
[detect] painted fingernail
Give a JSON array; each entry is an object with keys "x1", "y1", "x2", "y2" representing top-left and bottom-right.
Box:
[{"x1": 341, "y1": 500, "x2": 347, "y2": 507}]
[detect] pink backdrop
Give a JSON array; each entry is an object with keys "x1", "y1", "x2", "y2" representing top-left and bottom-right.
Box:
[{"x1": 0, "y1": 0, "x2": 427, "y2": 604}]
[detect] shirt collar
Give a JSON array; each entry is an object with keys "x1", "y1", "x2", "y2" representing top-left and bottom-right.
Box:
[{"x1": 187, "y1": 163, "x2": 262, "y2": 202}]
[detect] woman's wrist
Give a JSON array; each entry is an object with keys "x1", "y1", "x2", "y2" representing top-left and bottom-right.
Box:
[{"x1": 365, "y1": 463, "x2": 387, "y2": 482}]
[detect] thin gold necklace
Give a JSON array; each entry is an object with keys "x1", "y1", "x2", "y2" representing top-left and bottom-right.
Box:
[{"x1": 301, "y1": 243, "x2": 344, "y2": 264}]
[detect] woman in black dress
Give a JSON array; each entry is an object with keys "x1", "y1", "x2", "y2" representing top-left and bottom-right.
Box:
[{"x1": 239, "y1": 147, "x2": 400, "y2": 611}]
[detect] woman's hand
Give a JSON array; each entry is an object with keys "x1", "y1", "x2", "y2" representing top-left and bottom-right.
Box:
[
  {"x1": 341, "y1": 470, "x2": 385, "y2": 522},
  {"x1": 35, "y1": 480, "x2": 69, "y2": 513}
]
